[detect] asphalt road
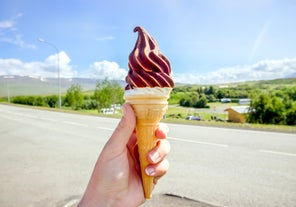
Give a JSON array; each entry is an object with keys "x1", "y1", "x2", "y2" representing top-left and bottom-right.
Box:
[{"x1": 0, "y1": 104, "x2": 295, "y2": 207}]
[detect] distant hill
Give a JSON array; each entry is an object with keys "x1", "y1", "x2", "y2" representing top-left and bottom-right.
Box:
[
  {"x1": 248, "y1": 78, "x2": 296, "y2": 85},
  {"x1": 0, "y1": 75, "x2": 295, "y2": 97},
  {"x1": 216, "y1": 78, "x2": 296, "y2": 89},
  {"x1": 0, "y1": 75, "x2": 125, "y2": 97},
  {"x1": 176, "y1": 77, "x2": 296, "y2": 88}
]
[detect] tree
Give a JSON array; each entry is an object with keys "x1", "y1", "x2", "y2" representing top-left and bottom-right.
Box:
[
  {"x1": 216, "y1": 90, "x2": 225, "y2": 99},
  {"x1": 94, "y1": 79, "x2": 124, "y2": 110},
  {"x1": 248, "y1": 93, "x2": 287, "y2": 124},
  {"x1": 194, "y1": 94, "x2": 208, "y2": 108},
  {"x1": 286, "y1": 103, "x2": 296, "y2": 125},
  {"x1": 45, "y1": 95, "x2": 58, "y2": 108},
  {"x1": 269, "y1": 96, "x2": 286, "y2": 124},
  {"x1": 248, "y1": 94, "x2": 270, "y2": 124},
  {"x1": 207, "y1": 94, "x2": 216, "y2": 102},
  {"x1": 33, "y1": 96, "x2": 46, "y2": 106},
  {"x1": 65, "y1": 84, "x2": 83, "y2": 110},
  {"x1": 205, "y1": 86, "x2": 215, "y2": 95}
]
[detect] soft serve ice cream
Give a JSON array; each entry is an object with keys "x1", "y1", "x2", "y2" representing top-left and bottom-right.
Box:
[{"x1": 125, "y1": 26, "x2": 174, "y2": 90}]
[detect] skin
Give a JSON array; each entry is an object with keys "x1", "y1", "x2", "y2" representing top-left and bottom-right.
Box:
[{"x1": 78, "y1": 103, "x2": 170, "y2": 207}]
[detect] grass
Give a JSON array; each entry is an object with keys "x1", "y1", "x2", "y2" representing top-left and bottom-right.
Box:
[
  {"x1": 163, "y1": 116, "x2": 296, "y2": 133},
  {"x1": 166, "y1": 103, "x2": 230, "y2": 120},
  {"x1": 1, "y1": 102, "x2": 295, "y2": 133},
  {"x1": 165, "y1": 104, "x2": 296, "y2": 133}
]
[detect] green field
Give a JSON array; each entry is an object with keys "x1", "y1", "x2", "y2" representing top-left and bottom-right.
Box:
[
  {"x1": 3, "y1": 102, "x2": 295, "y2": 133},
  {"x1": 1, "y1": 76, "x2": 295, "y2": 132},
  {"x1": 166, "y1": 104, "x2": 228, "y2": 120}
]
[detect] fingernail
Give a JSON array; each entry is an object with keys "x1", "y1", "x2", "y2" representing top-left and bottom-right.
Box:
[
  {"x1": 145, "y1": 167, "x2": 156, "y2": 176},
  {"x1": 149, "y1": 151, "x2": 161, "y2": 163}
]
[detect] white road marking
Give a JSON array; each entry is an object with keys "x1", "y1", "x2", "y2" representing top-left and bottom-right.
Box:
[
  {"x1": 96, "y1": 126, "x2": 114, "y2": 131},
  {"x1": 168, "y1": 137, "x2": 229, "y2": 148},
  {"x1": 259, "y1": 149, "x2": 296, "y2": 157},
  {"x1": 40, "y1": 117, "x2": 57, "y2": 122},
  {"x1": 62, "y1": 121, "x2": 88, "y2": 127},
  {"x1": 2, "y1": 110, "x2": 55, "y2": 122},
  {"x1": 167, "y1": 123, "x2": 296, "y2": 137}
]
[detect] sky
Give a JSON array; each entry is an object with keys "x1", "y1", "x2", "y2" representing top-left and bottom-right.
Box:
[{"x1": 0, "y1": 0, "x2": 296, "y2": 84}]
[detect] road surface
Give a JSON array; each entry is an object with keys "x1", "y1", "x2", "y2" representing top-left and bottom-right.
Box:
[{"x1": 0, "y1": 104, "x2": 295, "y2": 207}]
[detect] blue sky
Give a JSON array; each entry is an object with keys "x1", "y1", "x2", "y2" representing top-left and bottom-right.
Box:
[{"x1": 0, "y1": 0, "x2": 296, "y2": 84}]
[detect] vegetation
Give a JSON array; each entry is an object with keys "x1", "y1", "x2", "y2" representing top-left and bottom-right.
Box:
[
  {"x1": 12, "y1": 95, "x2": 57, "y2": 107},
  {"x1": 94, "y1": 79, "x2": 124, "y2": 110},
  {"x1": 170, "y1": 84, "x2": 251, "y2": 108},
  {"x1": 2, "y1": 78, "x2": 296, "y2": 127},
  {"x1": 248, "y1": 86, "x2": 296, "y2": 125},
  {"x1": 64, "y1": 84, "x2": 84, "y2": 110}
]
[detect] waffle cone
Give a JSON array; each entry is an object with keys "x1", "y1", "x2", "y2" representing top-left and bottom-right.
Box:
[{"x1": 125, "y1": 94, "x2": 169, "y2": 199}]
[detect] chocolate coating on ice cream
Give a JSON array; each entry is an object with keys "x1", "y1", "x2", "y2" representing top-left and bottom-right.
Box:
[{"x1": 125, "y1": 26, "x2": 174, "y2": 90}]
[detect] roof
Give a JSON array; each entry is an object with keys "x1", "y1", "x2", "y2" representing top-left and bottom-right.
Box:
[{"x1": 224, "y1": 106, "x2": 250, "y2": 114}]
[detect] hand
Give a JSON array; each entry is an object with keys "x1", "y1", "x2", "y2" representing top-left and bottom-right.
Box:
[{"x1": 78, "y1": 103, "x2": 170, "y2": 207}]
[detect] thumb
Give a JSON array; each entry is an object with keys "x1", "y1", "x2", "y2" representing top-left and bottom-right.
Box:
[{"x1": 104, "y1": 103, "x2": 136, "y2": 154}]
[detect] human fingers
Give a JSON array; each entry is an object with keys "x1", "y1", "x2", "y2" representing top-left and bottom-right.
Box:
[
  {"x1": 128, "y1": 123, "x2": 169, "y2": 162},
  {"x1": 155, "y1": 123, "x2": 169, "y2": 139},
  {"x1": 145, "y1": 158, "x2": 169, "y2": 178},
  {"x1": 147, "y1": 139, "x2": 170, "y2": 164}
]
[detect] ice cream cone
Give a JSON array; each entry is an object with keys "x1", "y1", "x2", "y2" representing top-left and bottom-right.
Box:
[
  {"x1": 124, "y1": 90, "x2": 170, "y2": 199},
  {"x1": 123, "y1": 26, "x2": 174, "y2": 199}
]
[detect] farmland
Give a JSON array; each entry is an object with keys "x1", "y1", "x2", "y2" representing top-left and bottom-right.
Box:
[{"x1": 1, "y1": 76, "x2": 295, "y2": 130}]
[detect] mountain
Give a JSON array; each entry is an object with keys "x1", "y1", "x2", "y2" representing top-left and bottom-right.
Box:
[
  {"x1": 0, "y1": 75, "x2": 295, "y2": 97},
  {"x1": 0, "y1": 75, "x2": 125, "y2": 97}
]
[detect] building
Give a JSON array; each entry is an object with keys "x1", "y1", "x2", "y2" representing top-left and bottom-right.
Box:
[
  {"x1": 238, "y1": 98, "x2": 251, "y2": 105},
  {"x1": 224, "y1": 106, "x2": 250, "y2": 123}
]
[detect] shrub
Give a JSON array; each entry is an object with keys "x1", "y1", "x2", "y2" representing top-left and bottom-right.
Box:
[
  {"x1": 44, "y1": 95, "x2": 58, "y2": 108},
  {"x1": 33, "y1": 96, "x2": 46, "y2": 106}
]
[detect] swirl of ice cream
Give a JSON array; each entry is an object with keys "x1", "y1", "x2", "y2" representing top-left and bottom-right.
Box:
[{"x1": 125, "y1": 26, "x2": 174, "y2": 90}]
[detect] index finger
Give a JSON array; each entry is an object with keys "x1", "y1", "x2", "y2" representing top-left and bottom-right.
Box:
[{"x1": 155, "y1": 123, "x2": 169, "y2": 139}]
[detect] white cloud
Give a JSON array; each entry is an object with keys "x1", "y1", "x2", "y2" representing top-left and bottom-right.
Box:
[
  {"x1": 0, "y1": 13, "x2": 35, "y2": 49},
  {"x1": 0, "y1": 13, "x2": 22, "y2": 29},
  {"x1": 173, "y1": 57, "x2": 296, "y2": 84},
  {"x1": 0, "y1": 51, "x2": 77, "y2": 78},
  {"x1": 0, "y1": 53, "x2": 126, "y2": 80},
  {"x1": 1, "y1": 54, "x2": 295, "y2": 84},
  {"x1": 0, "y1": 20, "x2": 15, "y2": 29},
  {"x1": 44, "y1": 51, "x2": 76, "y2": 77},
  {"x1": 0, "y1": 34, "x2": 36, "y2": 49},
  {"x1": 81, "y1": 60, "x2": 127, "y2": 80}
]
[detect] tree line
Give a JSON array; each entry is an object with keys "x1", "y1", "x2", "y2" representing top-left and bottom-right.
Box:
[
  {"x1": 248, "y1": 86, "x2": 296, "y2": 125},
  {"x1": 170, "y1": 85, "x2": 252, "y2": 108},
  {"x1": 170, "y1": 83, "x2": 296, "y2": 125},
  {"x1": 7, "y1": 79, "x2": 296, "y2": 125},
  {"x1": 10, "y1": 79, "x2": 124, "y2": 111}
]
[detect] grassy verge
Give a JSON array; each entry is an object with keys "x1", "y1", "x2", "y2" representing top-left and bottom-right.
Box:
[
  {"x1": 1, "y1": 102, "x2": 295, "y2": 133},
  {"x1": 163, "y1": 118, "x2": 296, "y2": 133},
  {"x1": 166, "y1": 104, "x2": 228, "y2": 120},
  {"x1": 165, "y1": 105, "x2": 296, "y2": 133}
]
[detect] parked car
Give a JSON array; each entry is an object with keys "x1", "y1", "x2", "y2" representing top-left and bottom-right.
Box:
[
  {"x1": 100, "y1": 108, "x2": 117, "y2": 114},
  {"x1": 221, "y1": 98, "x2": 231, "y2": 103},
  {"x1": 185, "y1": 115, "x2": 201, "y2": 121},
  {"x1": 215, "y1": 117, "x2": 225, "y2": 122}
]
